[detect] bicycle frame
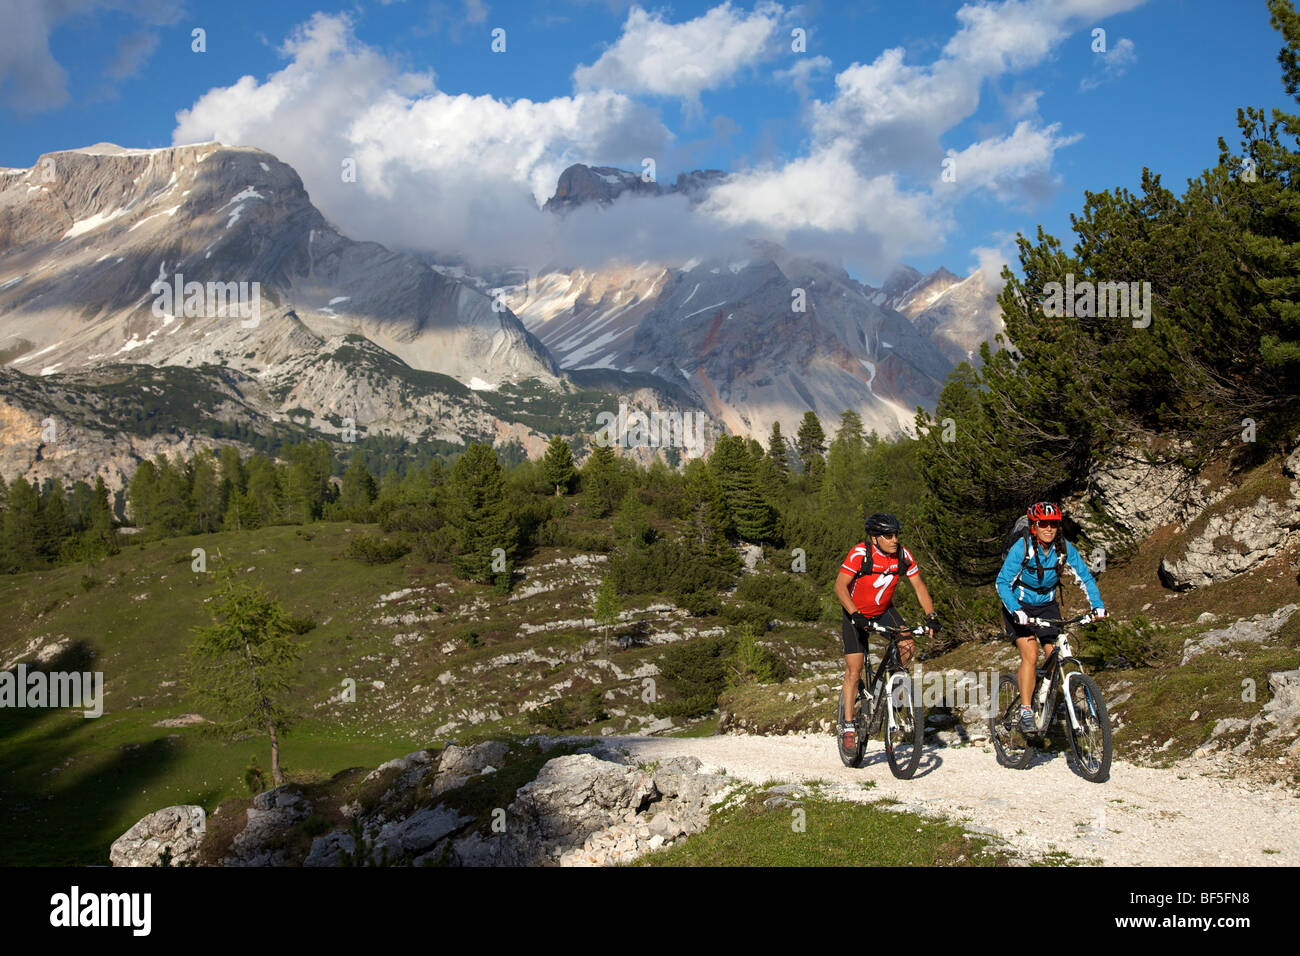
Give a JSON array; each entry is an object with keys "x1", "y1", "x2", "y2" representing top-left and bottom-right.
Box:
[
  {"x1": 864, "y1": 621, "x2": 926, "y2": 734},
  {"x1": 1026, "y1": 615, "x2": 1094, "y2": 734}
]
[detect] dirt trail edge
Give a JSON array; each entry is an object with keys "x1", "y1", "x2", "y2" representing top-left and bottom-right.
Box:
[{"x1": 605, "y1": 734, "x2": 1299, "y2": 865}]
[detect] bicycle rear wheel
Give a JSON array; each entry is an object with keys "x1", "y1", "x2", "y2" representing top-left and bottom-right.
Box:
[
  {"x1": 884, "y1": 671, "x2": 924, "y2": 779},
  {"x1": 991, "y1": 674, "x2": 1034, "y2": 769},
  {"x1": 1065, "y1": 673, "x2": 1112, "y2": 783},
  {"x1": 836, "y1": 680, "x2": 866, "y2": 768}
]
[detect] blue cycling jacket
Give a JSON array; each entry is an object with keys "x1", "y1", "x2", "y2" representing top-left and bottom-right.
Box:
[{"x1": 996, "y1": 538, "x2": 1104, "y2": 614}]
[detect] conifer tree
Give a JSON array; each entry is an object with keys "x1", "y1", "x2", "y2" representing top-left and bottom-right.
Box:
[
  {"x1": 127, "y1": 459, "x2": 159, "y2": 533},
  {"x1": 191, "y1": 451, "x2": 222, "y2": 533},
  {"x1": 612, "y1": 489, "x2": 654, "y2": 548},
  {"x1": 796, "y1": 411, "x2": 827, "y2": 464},
  {"x1": 446, "y1": 443, "x2": 518, "y2": 584},
  {"x1": 580, "y1": 444, "x2": 625, "y2": 518},
  {"x1": 188, "y1": 574, "x2": 302, "y2": 786},
  {"x1": 1, "y1": 477, "x2": 39, "y2": 570},
  {"x1": 36, "y1": 478, "x2": 70, "y2": 562},
  {"x1": 709, "y1": 436, "x2": 776, "y2": 543},
  {"x1": 339, "y1": 458, "x2": 378, "y2": 520},
  {"x1": 593, "y1": 575, "x2": 621, "y2": 651},
  {"x1": 766, "y1": 421, "x2": 789, "y2": 477},
  {"x1": 542, "y1": 435, "x2": 576, "y2": 496},
  {"x1": 85, "y1": 476, "x2": 117, "y2": 559}
]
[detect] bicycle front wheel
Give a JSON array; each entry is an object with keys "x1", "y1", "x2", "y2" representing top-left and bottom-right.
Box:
[
  {"x1": 884, "y1": 671, "x2": 924, "y2": 779},
  {"x1": 1064, "y1": 673, "x2": 1112, "y2": 783},
  {"x1": 991, "y1": 674, "x2": 1034, "y2": 769}
]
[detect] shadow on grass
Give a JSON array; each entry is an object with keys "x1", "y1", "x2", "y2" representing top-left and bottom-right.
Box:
[
  {"x1": 0, "y1": 640, "x2": 99, "y2": 744},
  {"x1": 0, "y1": 642, "x2": 179, "y2": 865}
]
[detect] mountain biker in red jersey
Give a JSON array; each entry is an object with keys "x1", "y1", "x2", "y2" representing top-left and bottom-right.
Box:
[{"x1": 834, "y1": 512, "x2": 939, "y2": 750}]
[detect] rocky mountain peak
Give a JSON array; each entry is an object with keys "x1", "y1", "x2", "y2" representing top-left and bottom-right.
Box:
[{"x1": 543, "y1": 163, "x2": 729, "y2": 214}]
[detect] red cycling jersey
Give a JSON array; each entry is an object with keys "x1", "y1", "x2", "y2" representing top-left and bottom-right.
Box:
[{"x1": 840, "y1": 541, "x2": 919, "y2": 616}]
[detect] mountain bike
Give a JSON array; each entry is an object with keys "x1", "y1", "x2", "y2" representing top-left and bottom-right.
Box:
[
  {"x1": 836, "y1": 620, "x2": 927, "y2": 779},
  {"x1": 990, "y1": 612, "x2": 1112, "y2": 782}
]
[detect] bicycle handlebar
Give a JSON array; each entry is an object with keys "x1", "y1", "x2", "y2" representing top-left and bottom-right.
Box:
[
  {"x1": 1026, "y1": 612, "x2": 1097, "y2": 627},
  {"x1": 866, "y1": 621, "x2": 929, "y2": 637}
]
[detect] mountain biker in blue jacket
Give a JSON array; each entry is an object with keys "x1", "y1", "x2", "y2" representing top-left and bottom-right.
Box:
[{"x1": 996, "y1": 501, "x2": 1106, "y2": 733}]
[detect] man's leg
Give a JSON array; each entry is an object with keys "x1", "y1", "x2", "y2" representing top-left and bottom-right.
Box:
[
  {"x1": 841, "y1": 610, "x2": 867, "y2": 720},
  {"x1": 842, "y1": 653, "x2": 865, "y2": 717}
]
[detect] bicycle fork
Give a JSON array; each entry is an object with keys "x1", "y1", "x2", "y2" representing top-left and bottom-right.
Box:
[
  {"x1": 1036, "y1": 670, "x2": 1086, "y2": 734},
  {"x1": 882, "y1": 671, "x2": 909, "y2": 735}
]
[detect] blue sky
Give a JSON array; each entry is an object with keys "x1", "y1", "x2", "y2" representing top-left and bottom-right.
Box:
[{"x1": 2, "y1": 0, "x2": 1295, "y2": 285}]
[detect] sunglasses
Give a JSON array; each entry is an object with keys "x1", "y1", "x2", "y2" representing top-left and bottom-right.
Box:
[
  {"x1": 876, "y1": 532, "x2": 899, "y2": 540},
  {"x1": 1033, "y1": 521, "x2": 1061, "y2": 528}
]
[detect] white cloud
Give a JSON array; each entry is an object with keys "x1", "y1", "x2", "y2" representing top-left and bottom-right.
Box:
[
  {"x1": 696, "y1": 143, "x2": 945, "y2": 267},
  {"x1": 172, "y1": 13, "x2": 675, "y2": 269},
  {"x1": 573, "y1": 2, "x2": 784, "y2": 102},
  {"x1": 167, "y1": 1, "x2": 1148, "y2": 279},
  {"x1": 1080, "y1": 36, "x2": 1136, "y2": 91},
  {"x1": 939, "y1": 120, "x2": 1083, "y2": 203},
  {"x1": 774, "y1": 54, "x2": 831, "y2": 102},
  {"x1": 971, "y1": 234, "x2": 1018, "y2": 285},
  {"x1": 810, "y1": 0, "x2": 1145, "y2": 174}
]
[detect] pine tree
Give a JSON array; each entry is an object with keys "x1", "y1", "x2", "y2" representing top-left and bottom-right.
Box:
[
  {"x1": 127, "y1": 459, "x2": 159, "y2": 533},
  {"x1": 66, "y1": 480, "x2": 93, "y2": 533},
  {"x1": 191, "y1": 451, "x2": 222, "y2": 533},
  {"x1": 1, "y1": 477, "x2": 39, "y2": 570},
  {"x1": 682, "y1": 459, "x2": 734, "y2": 568},
  {"x1": 339, "y1": 458, "x2": 378, "y2": 520},
  {"x1": 766, "y1": 421, "x2": 789, "y2": 477},
  {"x1": 244, "y1": 456, "x2": 283, "y2": 528},
  {"x1": 282, "y1": 442, "x2": 332, "y2": 523},
  {"x1": 612, "y1": 489, "x2": 654, "y2": 548},
  {"x1": 821, "y1": 411, "x2": 872, "y2": 509},
  {"x1": 152, "y1": 455, "x2": 192, "y2": 537},
  {"x1": 446, "y1": 443, "x2": 518, "y2": 584},
  {"x1": 36, "y1": 478, "x2": 70, "y2": 562},
  {"x1": 796, "y1": 411, "x2": 827, "y2": 487},
  {"x1": 709, "y1": 435, "x2": 776, "y2": 543},
  {"x1": 188, "y1": 574, "x2": 302, "y2": 786},
  {"x1": 542, "y1": 435, "x2": 577, "y2": 496},
  {"x1": 581, "y1": 444, "x2": 625, "y2": 518},
  {"x1": 218, "y1": 446, "x2": 245, "y2": 518},
  {"x1": 85, "y1": 476, "x2": 118, "y2": 559}
]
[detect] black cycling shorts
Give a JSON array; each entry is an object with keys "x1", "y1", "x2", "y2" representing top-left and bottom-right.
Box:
[
  {"x1": 1002, "y1": 598, "x2": 1061, "y2": 645},
  {"x1": 842, "y1": 606, "x2": 904, "y2": 656}
]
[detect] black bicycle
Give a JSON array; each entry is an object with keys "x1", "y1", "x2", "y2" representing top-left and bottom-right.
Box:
[
  {"x1": 990, "y1": 612, "x2": 1112, "y2": 783},
  {"x1": 836, "y1": 620, "x2": 927, "y2": 779}
]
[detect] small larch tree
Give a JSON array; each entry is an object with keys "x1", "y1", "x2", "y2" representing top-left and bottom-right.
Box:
[
  {"x1": 188, "y1": 575, "x2": 302, "y2": 786},
  {"x1": 593, "y1": 575, "x2": 621, "y2": 651}
]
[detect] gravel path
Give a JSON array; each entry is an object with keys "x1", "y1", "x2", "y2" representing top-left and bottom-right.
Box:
[{"x1": 608, "y1": 734, "x2": 1300, "y2": 866}]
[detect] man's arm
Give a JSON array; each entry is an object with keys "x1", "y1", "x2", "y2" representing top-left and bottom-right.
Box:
[
  {"x1": 907, "y1": 571, "x2": 936, "y2": 617},
  {"x1": 834, "y1": 570, "x2": 858, "y2": 616}
]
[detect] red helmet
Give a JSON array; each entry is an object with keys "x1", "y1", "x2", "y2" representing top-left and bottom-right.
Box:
[{"x1": 1027, "y1": 501, "x2": 1062, "y2": 522}]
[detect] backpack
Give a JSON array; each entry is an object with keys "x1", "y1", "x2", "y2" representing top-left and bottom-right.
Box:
[
  {"x1": 1005, "y1": 516, "x2": 1066, "y2": 596},
  {"x1": 848, "y1": 540, "x2": 911, "y2": 594}
]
